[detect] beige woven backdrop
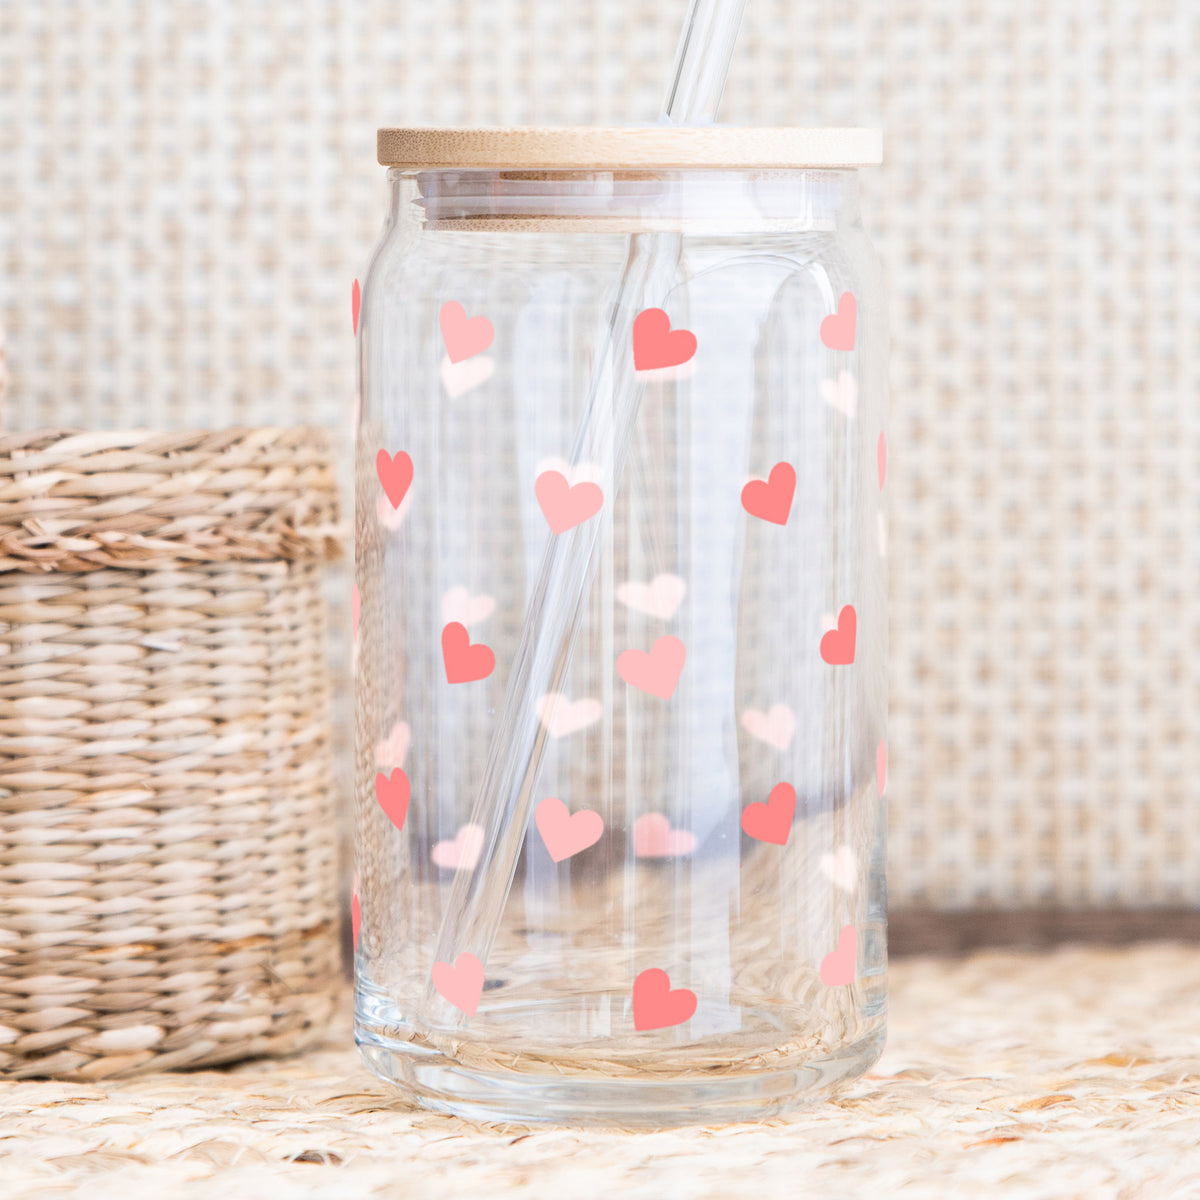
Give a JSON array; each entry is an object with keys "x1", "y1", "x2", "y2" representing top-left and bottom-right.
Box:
[{"x1": 1, "y1": 1, "x2": 1197, "y2": 909}]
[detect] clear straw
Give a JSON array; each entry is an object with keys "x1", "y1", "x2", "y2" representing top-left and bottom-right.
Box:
[{"x1": 421, "y1": 0, "x2": 749, "y2": 1027}]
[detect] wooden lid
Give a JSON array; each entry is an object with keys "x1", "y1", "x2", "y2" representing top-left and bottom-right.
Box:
[{"x1": 377, "y1": 126, "x2": 883, "y2": 170}]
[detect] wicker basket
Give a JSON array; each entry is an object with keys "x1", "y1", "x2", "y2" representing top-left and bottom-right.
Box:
[{"x1": 0, "y1": 427, "x2": 344, "y2": 1079}]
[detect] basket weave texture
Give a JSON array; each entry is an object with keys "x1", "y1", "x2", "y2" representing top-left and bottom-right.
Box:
[{"x1": 0, "y1": 428, "x2": 344, "y2": 1079}]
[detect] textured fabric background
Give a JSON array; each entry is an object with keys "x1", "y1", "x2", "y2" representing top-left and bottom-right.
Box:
[{"x1": 1, "y1": 1, "x2": 1197, "y2": 908}]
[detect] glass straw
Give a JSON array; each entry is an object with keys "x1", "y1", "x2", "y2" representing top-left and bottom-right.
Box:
[{"x1": 422, "y1": 0, "x2": 750, "y2": 1027}]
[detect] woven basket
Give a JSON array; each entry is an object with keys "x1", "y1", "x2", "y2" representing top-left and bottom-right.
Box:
[{"x1": 0, "y1": 427, "x2": 344, "y2": 1079}]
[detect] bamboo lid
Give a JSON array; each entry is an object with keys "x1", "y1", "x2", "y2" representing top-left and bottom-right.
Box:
[{"x1": 378, "y1": 126, "x2": 883, "y2": 170}]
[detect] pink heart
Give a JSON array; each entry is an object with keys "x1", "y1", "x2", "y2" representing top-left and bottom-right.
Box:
[
  {"x1": 741, "y1": 462, "x2": 796, "y2": 526},
  {"x1": 819, "y1": 604, "x2": 857, "y2": 665},
  {"x1": 820, "y1": 924, "x2": 857, "y2": 987},
  {"x1": 820, "y1": 291, "x2": 857, "y2": 352},
  {"x1": 535, "y1": 469, "x2": 604, "y2": 534},
  {"x1": 616, "y1": 573, "x2": 687, "y2": 620},
  {"x1": 740, "y1": 704, "x2": 796, "y2": 750},
  {"x1": 632, "y1": 968, "x2": 696, "y2": 1031},
  {"x1": 351, "y1": 891, "x2": 361, "y2": 949},
  {"x1": 376, "y1": 491, "x2": 412, "y2": 531},
  {"x1": 352, "y1": 278, "x2": 361, "y2": 337},
  {"x1": 537, "y1": 692, "x2": 603, "y2": 737},
  {"x1": 820, "y1": 369, "x2": 858, "y2": 419},
  {"x1": 431, "y1": 823, "x2": 485, "y2": 870},
  {"x1": 617, "y1": 634, "x2": 686, "y2": 700},
  {"x1": 351, "y1": 584, "x2": 360, "y2": 640},
  {"x1": 441, "y1": 622, "x2": 495, "y2": 684},
  {"x1": 374, "y1": 770, "x2": 410, "y2": 831},
  {"x1": 877, "y1": 739, "x2": 887, "y2": 797},
  {"x1": 877, "y1": 431, "x2": 887, "y2": 489},
  {"x1": 440, "y1": 353, "x2": 495, "y2": 397},
  {"x1": 534, "y1": 457, "x2": 604, "y2": 488},
  {"x1": 439, "y1": 301, "x2": 494, "y2": 363},
  {"x1": 374, "y1": 720, "x2": 411, "y2": 769},
  {"x1": 632, "y1": 308, "x2": 698, "y2": 371},
  {"x1": 740, "y1": 782, "x2": 797, "y2": 846},
  {"x1": 432, "y1": 952, "x2": 485, "y2": 1017},
  {"x1": 535, "y1": 797, "x2": 604, "y2": 863},
  {"x1": 441, "y1": 586, "x2": 496, "y2": 628},
  {"x1": 633, "y1": 813, "x2": 696, "y2": 858},
  {"x1": 376, "y1": 449, "x2": 413, "y2": 509},
  {"x1": 820, "y1": 845, "x2": 858, "y2": 892}
]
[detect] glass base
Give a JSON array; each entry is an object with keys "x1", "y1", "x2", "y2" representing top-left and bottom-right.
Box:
[{"x1": 356, "y1": 1017, "x2": 886, "y2": 1128}]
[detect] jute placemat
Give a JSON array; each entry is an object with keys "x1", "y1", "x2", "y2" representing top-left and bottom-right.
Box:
[{"x1": 0, "y1": 942, "x2": 1196, "y2": 1198}]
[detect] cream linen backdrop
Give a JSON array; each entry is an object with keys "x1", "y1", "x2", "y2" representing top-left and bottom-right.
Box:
[{"x1": 1, "y1": 1, "x2": 1197, "y2": 909}]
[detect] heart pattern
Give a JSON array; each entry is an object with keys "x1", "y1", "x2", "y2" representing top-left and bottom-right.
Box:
[
  {"x1": 537, "y1": 692, "x2": 603, "y2": 738},
  {"x1": 740, "y1": 782, "x2": 797, "y2": 845},
  {"x1": 820, "y1": 924, "x2": 857, "y2": 987},
  {"x1": 820, "y1": 292, "x2": 857, "y2": 352},
  {"x1": 432, "y1": 824, "x2": 485, "y2": 870},
  {"x1": 741, "y1": 704, "x2": 796, "y2": 750},
  {"x1": 374, "y1": 770, "x2": 410, "y2": 832},
  {"x1": 633, "y1": 813, "x2": 697, "y2": 858},
  {"x1": 442, "y1": 586, "x2": 496, "y2": 628},
  {"x1": 616, "y1": 573, "x2": 687, "y2": 620},
  {"x1": 632, "y1": 308, "x2": 698, "y2": 371},
  {"x1": 820, "y1": 605, "x2": 857, "y2": 665},
  {"x1": 352, "y1": 278, "x2": 361, "y2": 337},
  {"x1": 439, "y1": 301, "x2": 494, "y2": 363},
  {"x1": 617, "y1": 635, "x2": 686, "y2": 700},
  {"x1": 821, "y1": 369, "x2": 858, "y2": 419},
  {"x1": 432, "y1": 952, "x2": 485, "y2": 1016},
  {"x1": 376, "y1": 491, "x2": 412, "y2": 531},
  {"x1": 741, "y1": 462, "x2": 796, "y2": 526},
  {"x1": 441, "y1": 622, "x2": 495, "y2": 683},
  {"x1": 440, "y1": 352, "x2": 495, "y2": 397},
  {"x1": 633, "y1": 968, "x2": 697, "y2": 1031},
  {"x1": 351, "y1": 891, "x2": 361, "y2": 949},
  {"x1": 376, "y1": 449, "x2": 413, "y2": 510},
  {"x1": 820, "y1": 845, "x2": 858, "y2": 892},
  {"x1": 375, "y1": 720, "x2": 411, "y2": 770},
  {"x1": 877, "y1": 432, "x2": 887, "y2": 489},
  {"x1": 535, "y1": 798, "x2": 604, "y2": 863},
  {"x1": 351, "y1": 584, "x2": 360, "y2": 640},
  {"x1": 535, "y1": 469, "x2": 604, "y2": 534}
]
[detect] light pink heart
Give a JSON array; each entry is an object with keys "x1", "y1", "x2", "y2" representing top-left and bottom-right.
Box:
[
  {"x1": 439, "y1": 301, "x2": 494, "y2": 363},
  {"x1": 820, "y1": 845, "x2": 858, "y2": 892},
  {"x1": 432, "y1": 952, "x2": 485, "y2": 1016},
  {"x1": 877, "y1": 432, "x2": 887, "y2": 489},
  {"x1": 376, "y1": 491, "x2": 412, "y2": 531},
  {"x1": 537, "y1": 692, "x2": 603, "y2": 737},
  {"x1": 740, "y1": 704, "x2": 796, "y2": 750},
  {"x1": 820, "y1": 924, "x2": 857, "y2": 987},
  {"x1": 535, "y1": 469, "x2": 604, "y2": 534},
  {"x1": 535, "y1": 457, "x2": 604, "y2": 488},
  {"x1": 633, "y1": 813, "x2": 696, "y2": 858},
  {"x1": 431, "y1": 824, "x2": 485, "y2": 870},
  {"x1": 820, "y1": 292, "x2": 857, "y2": 352},
  {"x1": 440, "y1": 353, "x2": 495, "y2": 397},
  {"x1": 535, "y1": 797, "x2": 604, "y2": 863},
  {"x1": 441, "y1": 586, "x2": 496, "y2": 628},
  {"x1": 820, "y1": 369, "x2": 858, "y2": 419},
  {"x1": 616, "y1": 573, "x2": 687, "y2": 620},
  {"x1": 375, "y1": 720, "x2": 411, "y2": 769},
  {"x1": 617, "y1": 635, "x2": 686, "y2": 700}
]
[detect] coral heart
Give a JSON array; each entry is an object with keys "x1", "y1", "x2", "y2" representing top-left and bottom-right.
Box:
[
  {"x1": 819, "y1": 605, "x2": 857, "y2": 665},
  {"x1": 877, "y1": 431, "x2": 887, "y2": 489},
  {"x1": 441, "y1": 586, "x2": 496, "y2": 628},
  {"x1": 633, "y1": 813, "x2": 697, "y2": 858},
  {"x1": 820, "y1": 924, "x2": 857, "y2": 987},
  {"x1": 820, "y1": 292, "x2": 857, "y2": 352},
  {"x1": 537, "y1": 692, "x2": 603, "y2": 737},
  {"x1": 617, "y1": 635, "x2": 686, "y2": 700},
  {"x1": 376, "y1": 449, "x2": 413, "y2": 509},
  {"x1": 351, "y1": 891, "x2": 361, "y2": 949},
  {"x1": 820, "y1": 369, "x2": 858, "y2": 419},
  {"x1": 440, "y1": 353, "x2": 495, "y2": 397},
  {"x1": 633, "y1": 968, "x2": 697, "y2": 1031},
  {"x1": 741, "y1": 462, "x2": 796, "y2": 526},
  {"x1": 441, "y1": 622, "x2": 495, "y2": 683},
  {"x1": 432, "y1": 952, "x2": 485, "y2": 1017},
  {"x1": 535, "y1": 798, "x2": 604, "y2": 863},
  {"x1": 439, "y1": 300, "x2": 494, "y2": 363},
  {"x1": 616, "y1": 573, "x2": 687, "y2": 620},
  {"x1": 740, "y1": 782, "x2": 797, "y2": 845},
  {"x1": 374, "y1": 770, "x2": 410, "y2": 831},
  {"x1": 375, "y1": 720, "x2": 411, "y2": 769},
  {"x1": 820, "y1": 845, "x2": 858, "y2": 892},
  {"x1": 431, "y1": 824, "x2": 485, "y2": 870},
  {"x1": 877, "y1": 739, "x2": 887, "y2": 797},
  {"x1": 740, "y1": 704, "x2": 796, "y2": 750},
  {"x1": 351, "y1": 584, "x2": 360, "y2": 640},
  {"x1": 535, "y1": 469, "x2": 604, "y2": 534},
  {"x1": 632, "y1": 308, "x2": 697, "y2": 371},
  {"x1": 352, "y1": 278, "x2": 361, "y2": 337}
]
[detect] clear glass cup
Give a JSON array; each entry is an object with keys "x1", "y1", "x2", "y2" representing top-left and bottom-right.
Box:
[{"x1": 354, "y1": 128, "x2": 888, "y2": 1126}]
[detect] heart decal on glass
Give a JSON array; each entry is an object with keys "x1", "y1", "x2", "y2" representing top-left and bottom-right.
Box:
[
  {"x1": 439, "y1": 301, "x2": 494, "y2": 363},
  {"x1": 537, "y1": 692, "x2": 603, "y2": 738},
  {"x1": 878, "y1": 739, "x2": 887, "y2": 797},
  {"x1": 820, "y1": 369, "x2": 858, "y2": 419},
  {"x1": 351, "y1": 890, "x2": 361, "y2": 949},
  {"x1": 432, "y1": 952, "x2": 485, "y2": 1016},
  {"x1": 740, "y1": 704, "x2": 796, "y2": 750},
  {"x1": 632, "y1": 308, "x2": 697, "y2": 372},
  {"x1": 535, "y1": 798, "x2": 604, "y2": 863},
  {"x1": 351, "y1": 584, "x2": 360, "y2": 640},
  {"x1": 441, "y1": 622, "x2": 495, "y2": 683},
  {"x1": 440, "y1": 353, "x2": 495, "y2": 397},
  {"x1": 820, "y1": 291, "x2": 857, "y2": 352},
  {"x1": 877, "y1": 432, "x2": 887, "y2": 489},
  {"x1": 441, "y1": 586, "x2": 496, "y2": 628},
  {"x1": 820, "y1": 924, "x2": 857, "y2": 987},
  {"x1": 375, "y1": 720, "x2": 411, "y2": 770},
  {"x1": 617, "y1": 635, "x2": 686, "y2": 700},
  {"x1": 374, "y1": 769, "x2": 410, "y2": 832},
  {"x1": 633, "y1": 813, "x2": 697, "y2": 858},
  {"x1": 633, "y1": 968, "x2": 697, "y2": 1031},
  {"x1": 352, "y1": 279, "x2": 361, "y2": 337},
  {"x1": 535, "y1": 469, "x2": 604, "y2": 534},
  {"x1": 740, "y1": 782, "x2": 797, "y2": 845},
  {"x1": 741, "y1": 462, "x2": 796, "y2": 526},
  {"x1": 376, "y1": 449, "x2": 413, "y2": 510},
  {"x1": 431, "y1": 823, "x2": 485, "y2": 870},
  {"x1": 616, "y1": 573, "x2": 686, "y2": 620},
  {"x1": 820, "y1": 845, "x2": 858, "y2": 892},
  {"x1": 819, "y1": 604, "x2": 857, "y2": 665}
]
